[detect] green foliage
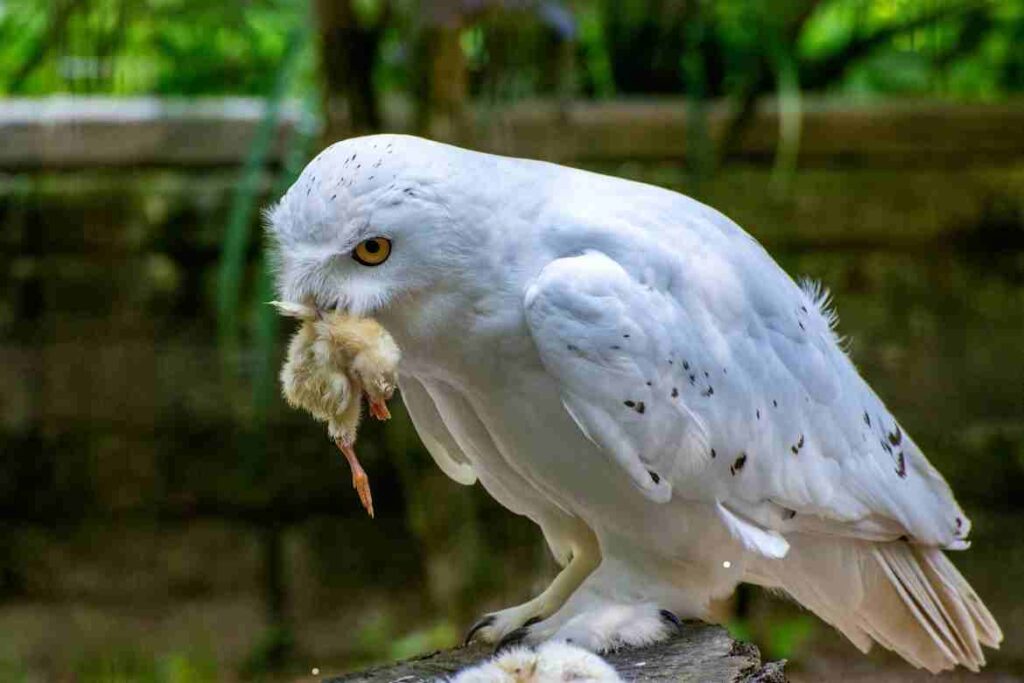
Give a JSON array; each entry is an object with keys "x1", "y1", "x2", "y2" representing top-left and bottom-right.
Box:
[
  {"x1": 0, "y1": 0, "x2": 315, "y2": 96},
  {"x1": 728, "y1": 613, "x2": 817, "y2": 661},
  {"x1": 576, "y1": 3, "x2": 616, "y2": 97},
  {"x1": 72, "y1": 648, "x2": 219, "y2": 683},
  {"x1": 349, "y1": 610, "x2": 458, "y2": 666},
  {"x1": 0, "y1": 0, "x2": 1019, "y2": 100},
  {"x1": 726, "y1": 618, "x2": 753, "y2": 644},
  {"x1": 240, "y1": 625, "x2": 296, "y2": 680},
  {"x1": 763, "y1": 614, "x2": 816, "y2": 661},
  {"x1": 388, "y1": 620, "x2": 459, "y2": 661},
  {"x1": 0, "y1": 645, "x2": 27, "y2": 683},
  {"x1": 216, "y1": 23, "x2": 312, "y2": 355}
]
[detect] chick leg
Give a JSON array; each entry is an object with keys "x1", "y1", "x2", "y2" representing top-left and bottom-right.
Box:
[{"x1": 336, "y1": 438, "x2": 374, "y2": 518}]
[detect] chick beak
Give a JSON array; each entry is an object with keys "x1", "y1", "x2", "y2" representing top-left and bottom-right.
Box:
[
  {"x1": 368, "y1": 398, "x2": 391, "y2": 421},
  {"x1": 335, "y1": 438, "x2": 374, "y2": 518}
]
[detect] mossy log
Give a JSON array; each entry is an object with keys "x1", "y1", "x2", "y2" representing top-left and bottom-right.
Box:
[{"x1": 327, "y1": 622, "x2": 786, "y2": 682}]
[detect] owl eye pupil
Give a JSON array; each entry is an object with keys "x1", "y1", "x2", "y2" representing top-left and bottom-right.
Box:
[{"x1": 352, "y1": 236, "x2": 391, "y2": 266}]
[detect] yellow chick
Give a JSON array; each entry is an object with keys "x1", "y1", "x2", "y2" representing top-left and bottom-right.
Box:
[{"x1": 272, "y1": 301, "x2": 401, "y2": 517}]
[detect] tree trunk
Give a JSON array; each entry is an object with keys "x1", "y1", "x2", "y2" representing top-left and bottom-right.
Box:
[
  {"x1": 314, "y1": 0, "x2": 382, "y2": 143},
  {"x1": 414, "y1": 1, "x2": 469, "y2": 140}
]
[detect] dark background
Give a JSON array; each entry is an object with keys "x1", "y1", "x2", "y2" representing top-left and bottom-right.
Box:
[{"x1": 0, "y1": 0, "x2": 1022, "y2": 680}]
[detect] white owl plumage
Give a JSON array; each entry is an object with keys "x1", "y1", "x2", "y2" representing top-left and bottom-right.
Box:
[{"x1": 267, "y1": 134, "x2": 1001, "y2": 673}]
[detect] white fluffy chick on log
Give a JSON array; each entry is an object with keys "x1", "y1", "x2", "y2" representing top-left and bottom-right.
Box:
[
  {"x1": 451, "y1": 641, "x2": 622, "y2": 683},
  {"x1": 272, "y1": 300, "x2": 400, "y2": 517}
]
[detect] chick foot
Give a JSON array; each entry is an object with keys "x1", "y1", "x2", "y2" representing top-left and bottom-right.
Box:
[
  {"x1": 368, "y1": 398, "x2": 391, "y2": 421},
  {"x1": 336, "y1": 438, "x2": 374, "y2": 518}
]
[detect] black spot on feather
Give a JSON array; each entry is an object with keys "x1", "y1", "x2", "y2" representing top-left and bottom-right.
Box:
[
  {"x1": 730, "y1": 453, "x2": 748, "y2": 475},
  {"x1": 624, "y1": 400, "x2": 635, "y2": 408},
  {"x1": 895, "y1": 451, "x2": 907, "y2": 478},
  {"x1": 671, "y1": 387, "x2": 679, "y2": 398},
  {"x1": 635, "y1": 401, "x2": 646, "y2": 414},
  {"x1": 863, "y1": 412, "x2": 871, "y2": 427},
  {"x1": 701, "y1": 386, "x2": 714, "y2": 397},
  {"x1": 783, "y1": 509, "x2": 796, "y2": 520},
  {"x1": 648, "y1": 470, "x2": 660, "y2": 484},
  {"x1": 888, "y1": 425, "x2": 902, "y2": 446}
]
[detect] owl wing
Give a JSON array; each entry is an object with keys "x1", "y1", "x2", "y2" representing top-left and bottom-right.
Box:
[{"x1": 523, "y1": 250, "x2": 969, "y2": 559}]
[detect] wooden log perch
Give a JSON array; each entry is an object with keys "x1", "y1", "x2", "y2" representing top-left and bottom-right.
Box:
[{"x1": 326, "y1": 622, "x2": 786, "y2": 682}]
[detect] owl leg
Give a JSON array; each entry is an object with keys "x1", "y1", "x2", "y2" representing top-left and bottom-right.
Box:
[
  {"x1": 500, "y1": 537, "x2": 713, "y2": 653},
  {"x1": 464, "y1": 530, "x2": 600, "y2": 646}
]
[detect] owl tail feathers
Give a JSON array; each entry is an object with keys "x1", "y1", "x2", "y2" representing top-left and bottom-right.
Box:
[{"x1": 745, "y1": 536, "x2": 1002, "y2": 673}]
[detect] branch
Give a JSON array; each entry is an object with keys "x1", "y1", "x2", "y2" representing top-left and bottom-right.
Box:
[
  {"x1": 800, "y1": 2, "x2": 992, "y2": 89},
  {"x1": 7, "y1": 0, "x2": 82, "y2": 93},
  {"x1": 715, "y1": 0, "x2": 822, "y2": 166},
  {"x1": 716, "y1": 1, "x2": 991, "y2": 163}
]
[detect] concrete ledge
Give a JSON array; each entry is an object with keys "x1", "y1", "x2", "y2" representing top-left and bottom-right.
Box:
[{"x1": 0, "y1": 96, "x2": 1021, "y2": 169}]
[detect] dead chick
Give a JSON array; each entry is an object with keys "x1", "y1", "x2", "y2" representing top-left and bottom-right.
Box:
[
  {"x1": 450, "y1": 641, "x2": 623, "y2": 682},
  {"x1": 272, "y1": 300, "x2": 401, "y2": 517}
]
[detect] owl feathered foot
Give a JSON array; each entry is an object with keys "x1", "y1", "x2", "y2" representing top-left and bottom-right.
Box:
[{"x1": 516, "y1": 600, "x2": 682, "y2": 653}]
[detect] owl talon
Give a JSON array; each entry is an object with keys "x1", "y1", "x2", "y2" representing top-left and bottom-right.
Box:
[
  {"x1": 495, "y1": 624, "x2": 532, "y2": 653},
  {"x1": 464, "y1": 615, "x2": 496, "y2": 645},
  {"x1": 659, "y1": 609, "x2": 683, "y2": 630}
]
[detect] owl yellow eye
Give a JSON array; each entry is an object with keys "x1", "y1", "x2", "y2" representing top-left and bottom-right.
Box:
[{"x1": 352, "y1": 237, "x2": 391, "y2": 266}]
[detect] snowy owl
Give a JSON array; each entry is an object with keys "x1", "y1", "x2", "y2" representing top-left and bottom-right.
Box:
[{"x1": 266, "y1": 134, "x2": 1002, "y2": 673}]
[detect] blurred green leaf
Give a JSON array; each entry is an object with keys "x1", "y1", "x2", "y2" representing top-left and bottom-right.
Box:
[
  {"x1": 387, "y1": 621, "x2": 459, "y2": 662},
  {"x1": 764, "y1": 614, "x2": 816, "y2": 660}
]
